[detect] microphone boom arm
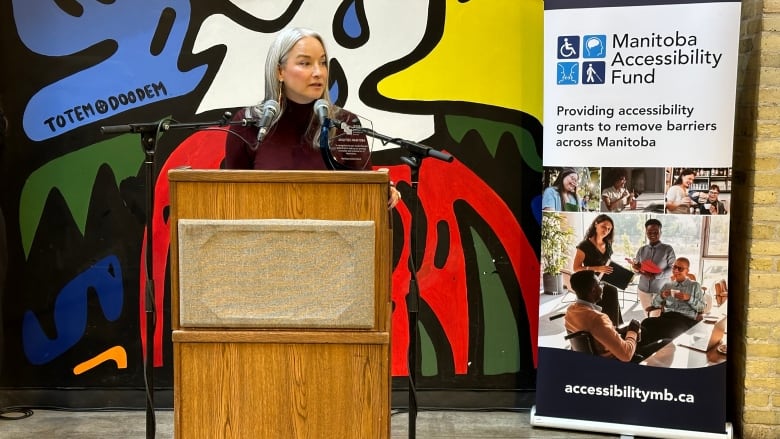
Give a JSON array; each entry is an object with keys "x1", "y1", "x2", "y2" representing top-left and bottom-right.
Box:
[
  {"x1": 99, "y1": 111, "x2": 252, "y2": 136},
  {"x1": 317, "y1": 117, "x2": 454, "y2": 170},
  {"x1": 352, "y1": 126, "x2": 453, "y2": 163}
]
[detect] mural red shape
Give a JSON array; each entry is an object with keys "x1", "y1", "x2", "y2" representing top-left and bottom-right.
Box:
[
  {"x1": 142, "y1": 130, "x2": 539, "y2": 371},
  {"x1": 141, "y1": 130, "x2": 225, "y2": 366},
  {"x1": 388, "y1": 159, "x2": 539, "y2": 375}
]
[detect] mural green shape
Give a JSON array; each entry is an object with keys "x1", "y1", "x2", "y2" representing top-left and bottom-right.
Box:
[
  {"x1": 473, "y1": 229, "x2": 521, "y2": 375},
  {"x1": 445, "y1": 115, "x2": 541, "y2": 172},
  {"x1": 20, "y1": 135, "x2": 145, "y2": 258},
  {"x1": 420, "y1": 324, "x2": 438, "y2": 377}
]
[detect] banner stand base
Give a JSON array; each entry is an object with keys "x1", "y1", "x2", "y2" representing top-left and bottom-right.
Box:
[{"x1": 530, "y1": 406, "x2": 733, "y2": 439}]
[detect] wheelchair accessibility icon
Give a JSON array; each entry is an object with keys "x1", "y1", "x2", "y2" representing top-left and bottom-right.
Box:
[{"x1": 557, "y1": 36, "x2": 579, "y2": 59}]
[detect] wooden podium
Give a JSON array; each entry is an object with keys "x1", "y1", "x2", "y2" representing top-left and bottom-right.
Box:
[{"x1": 168, "y1": 170, "x2": 392, "y2": 439}]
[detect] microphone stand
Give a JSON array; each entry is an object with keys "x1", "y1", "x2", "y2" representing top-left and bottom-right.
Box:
[
  {"x1": 402, "y1": 155, "x2": 422, "y2": 439},
  {"x1": 323, "y1": 121, "x2": 452, "y2": 438},
  {"x1": 99, "y1": 112, "x2": 251, "y2": 439}
]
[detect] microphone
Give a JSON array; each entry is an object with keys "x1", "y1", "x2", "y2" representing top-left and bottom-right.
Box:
[
  {"x1": 254, "y1": 99, "x2": 280, "y2": 143},
  {"x1": 314, "y1": 99, "x2": 330, "y2": 127}
]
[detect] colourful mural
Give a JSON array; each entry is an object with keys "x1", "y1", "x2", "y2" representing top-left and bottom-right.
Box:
[{"x1": 0, "y1": 0, "x2": 543, "y2": 397}]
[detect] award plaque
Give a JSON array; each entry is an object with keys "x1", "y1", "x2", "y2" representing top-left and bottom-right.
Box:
[{"x1": 320, "y1": 109, "x2": 373, "y2": 170}]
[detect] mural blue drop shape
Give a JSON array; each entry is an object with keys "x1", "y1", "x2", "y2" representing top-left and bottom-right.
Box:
[
  {"x1": 328, "y1": 59, "x2": 348, "y2": 106},
  {"x1": 329, "y1": 83, "x2": 340, "y2": 104},
  {"x1": 342, "y1": 2, "x2": 362, "y2": 39}
]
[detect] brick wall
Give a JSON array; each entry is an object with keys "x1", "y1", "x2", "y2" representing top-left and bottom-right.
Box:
[{"x1": 733, "y1": 0, "x2": 780, "y2": 437}]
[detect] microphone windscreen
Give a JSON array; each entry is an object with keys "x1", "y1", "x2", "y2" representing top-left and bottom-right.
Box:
[
  {"x1": 263, "y1": 100, "x2": 280, "y2": 118},
  {"x1": 314, "y1": 99, "x2": 329, "y2": 126}
]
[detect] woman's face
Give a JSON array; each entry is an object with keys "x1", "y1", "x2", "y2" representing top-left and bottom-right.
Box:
[
  {"x1": 562, "y1": 173, "x2": 579, "y2": 193},
  {"x1": 613, "y1": 176, "x2": 626, "y2": 189},
  {"x1": 680, "y1": 174, "x2": 695, "y2": 189},
  {"x1": 595, "y1": 219, "x2": 613, "y2": 238},
  {"x1": 278, "y1": 36, "x2": 328, "y2": 104}
]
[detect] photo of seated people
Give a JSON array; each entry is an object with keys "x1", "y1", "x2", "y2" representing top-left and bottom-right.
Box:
[
  {"x1": 665, "y1": 167, "x2": 732, "y2": 215},
  {"x1": 538, "y1": 211, "x2": 729, "y2": 368},
  {"x1": 541, "y1": 167, "x2": 600, "y2": 212},
  {"x1": 600, "y1": 167, "x2": 666, "y2": 213}
]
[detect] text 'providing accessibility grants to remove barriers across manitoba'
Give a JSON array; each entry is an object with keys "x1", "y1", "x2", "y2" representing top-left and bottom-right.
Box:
[{"x1": 543, "y1": 3, "x2": 739, "y2": 167}]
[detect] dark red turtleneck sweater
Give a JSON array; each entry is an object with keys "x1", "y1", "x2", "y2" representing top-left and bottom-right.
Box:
[{"x1": 224, "y1": 100, "x2": 328, "y2": 170}]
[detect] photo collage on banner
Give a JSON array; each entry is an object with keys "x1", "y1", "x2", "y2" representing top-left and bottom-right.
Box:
[{"x1": 533, "y1": 0, "x2": 739, "y2": 437}]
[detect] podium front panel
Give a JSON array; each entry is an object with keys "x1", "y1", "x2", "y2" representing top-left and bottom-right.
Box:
[
  {"x1": 169, "y1": 170, "x2": 391, "y2": 439},
  {"x1": 174, "y1": 340, "x2": 389, "y2": 439},
  {"x1": 177, "y1": 218, "x2": 375, "y2": 329}
]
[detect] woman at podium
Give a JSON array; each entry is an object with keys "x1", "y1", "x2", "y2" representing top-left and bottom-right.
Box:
[{"x1": 223, "y1": 27, "x2": 401, "y2": 208}]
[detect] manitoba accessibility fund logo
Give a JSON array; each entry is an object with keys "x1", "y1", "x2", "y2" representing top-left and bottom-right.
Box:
[{"x1": 556, "y1": 34, "x2": 606, "y2": 85}]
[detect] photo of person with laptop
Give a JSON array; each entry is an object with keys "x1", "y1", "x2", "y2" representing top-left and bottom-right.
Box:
[{"x1": 537, "y1": 210, "x2": 728, "y2": 369}]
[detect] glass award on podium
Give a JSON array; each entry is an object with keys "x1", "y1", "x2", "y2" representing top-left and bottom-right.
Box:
[{"x1": 319, "y1": 109, "x2": 373, "y2": 170}]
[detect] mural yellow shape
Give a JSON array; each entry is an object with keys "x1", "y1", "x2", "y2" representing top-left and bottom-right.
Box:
[{"x1": 378, "y1": 0, "x2": 543, "y2": 122}]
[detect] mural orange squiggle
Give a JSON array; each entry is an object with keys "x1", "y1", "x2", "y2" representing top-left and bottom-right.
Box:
[{"x1": 73, "y1": 346, "x2": 128, "y2": 375}]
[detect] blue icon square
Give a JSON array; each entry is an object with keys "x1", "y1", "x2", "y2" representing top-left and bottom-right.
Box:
[
  {"x1": 557, "y1": 36, "x2": 579, "y2": 59},
  {"x1": 557, "y1": 62, "x2": 579, "y2": 85},
  {"x1": 582, "y1": 35, "x2": 607, "y2": 58},
  {"x1": 582, "y1": 61, "x2": 605, "y2": 84}
]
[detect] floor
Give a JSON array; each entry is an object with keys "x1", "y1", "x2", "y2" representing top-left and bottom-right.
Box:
[{"x1": 0, "y1": 407, "x2": 620, "y2": 438}]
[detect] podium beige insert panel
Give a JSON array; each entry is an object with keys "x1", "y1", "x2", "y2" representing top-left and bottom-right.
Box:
[
  {"x1": 177, "y1": 219, "x2": 375, "y2": 329},
  {"x1": 169, "y1": 170, "x2": 392, "y2": 439}
]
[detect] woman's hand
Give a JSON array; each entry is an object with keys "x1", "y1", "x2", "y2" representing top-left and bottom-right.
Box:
[
  {"x1": 389, "y1": 186, "x2": 402, "y2": 209},
  {"x1": 376, "y1": 168, "x2": 402, "y2": 209}
]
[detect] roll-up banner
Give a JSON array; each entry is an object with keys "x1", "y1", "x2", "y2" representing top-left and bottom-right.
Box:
[{"x1": 532, "y1": 0, "x2": 738, "y2": 437}]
